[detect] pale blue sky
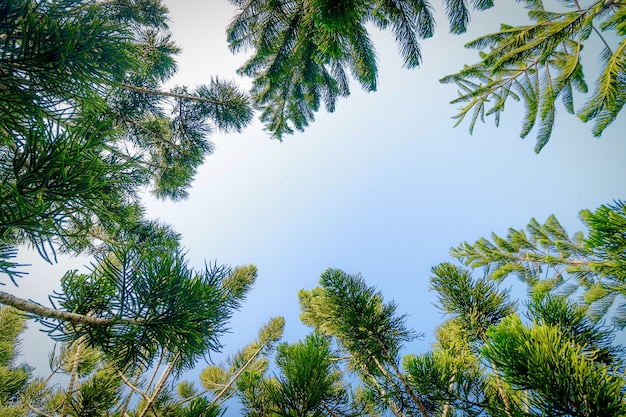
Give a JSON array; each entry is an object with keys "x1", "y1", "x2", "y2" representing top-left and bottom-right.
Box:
[
  {"x1": 151, "y1": 0, "x2": 626, "y2": 350},
  {"x1": 12, "y1": 0, "x2": 626, "y2": 412}
]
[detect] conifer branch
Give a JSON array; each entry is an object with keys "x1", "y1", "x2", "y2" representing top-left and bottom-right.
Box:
[
  {"x1": 178, "y1": 340, "x2": 269, "y2": 406},
  {"x1": 118, "y1": 83, "x2": 235, "y2": 106},
  {"x1": 572, "y1": 0, "x2": 613, "y2": 54},
  {"x1": 321, "y1": 402, "x2": 341, "y2": 417},
  {"x1": 117, "y1": 370, "x2": 150, "y2": 401},
  {"x1": 117, "y1": 366, "x2": 146, "y2": 416},
  {"x1": 372, "y1": 333, "x2": 430, "y2": 417},
  {"x1": 27, "y1": 402, "x2": 54, "y2": 417},
  {"x1": 61, "y1": 337, "x2": 86, "y2": 417},
  {"x1": 137, "y1": 353, "x2": 180, "y2": 417},
  {"x1": 0, "y1": 290, "x2": 142, "y2": 326},
  {"x1": 489, "y1": 361, "x2": 512, "y2": 417}
]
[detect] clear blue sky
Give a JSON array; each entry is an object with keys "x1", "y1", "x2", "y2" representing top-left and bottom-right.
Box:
[{"x1": 13, "y1": 0, "x2": 626, "y2": 412}]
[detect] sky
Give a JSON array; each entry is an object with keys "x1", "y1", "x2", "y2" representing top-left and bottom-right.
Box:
[{"x1": 10, "y1": 0, "x2": 626, "y2": 413}]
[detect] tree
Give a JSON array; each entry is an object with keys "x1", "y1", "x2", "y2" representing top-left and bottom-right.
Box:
[
  {"x1": 441, "y1": 0, "x2": 626, "y2": 152},
  {"x1": 405, "y1": 263, "x2": 626, "y2": 417},
  {"x1": 0, "y1": 235, "x2": 258, "y2": 370},
  {"x1": 181, "y1": 316, "x2": 285, "y2": 411},
  {"x1": 237, "y1": 332, "x2": 353, "y2": 417},
  {"x1": 483, "y1": 295, "x2": 625, "y2": 416},
  {"x1": 0, "y1": 3, "x2": 269, "y2": 415},
  {"x1": 451, "y1": 200, "x2": 626, "y2": 326},
  {"x1": 1, "y1": 0, "x2": 253, "y2": 267},
  {"x1": 225, "y1": 1, "x2": 626, "y2": 149},
  {"x1": 289, "y1": 203, "x2": 626, "y2": 416},
  {"x1": 0, "y1": 314, "x2": 284, "y2": 416},
  {"x1": 0, "y1": 0, "x2": 259, "y2": 362},
  {"x1": 299, "y1": 269, "x2": 430, "y2": 417},
  {"x1": 226, "y1": 0, "x2": 494, "y2": 139}
]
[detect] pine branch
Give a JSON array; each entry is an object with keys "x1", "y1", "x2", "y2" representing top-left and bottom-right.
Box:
[
  {"x1": 368, "y1": 331, "x2": 430, "y2": 417},
  {"x1": 26, "y1": 402, "x2": 54, "y2": 417},
  {"x1": 488, "y1": 361, "x2": 512, "y2": 417},
  {"x1": 117, "y1": 368, "x2": 145, "y2": 416},
  {"x1": 0, "y1": 290, "x2": 143, "y2": 326},
  {"x1": 118, "y1": 84, "x2": 236, "y2": 106},
  {"x1": 178, "y1": 339, "x2": 270, "y2": 407},
  {"x1": 117, "y1": 370, "x2": 150, "y2": 401},
  {"x1": 136, "y1": 352, "x2": 180, "y2": 417}
]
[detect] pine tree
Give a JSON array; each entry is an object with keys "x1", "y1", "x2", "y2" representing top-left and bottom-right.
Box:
[
  {"x1": 0, "y1": 0, "x2": 260, "y2": 378},
  {"x1": 405, "y1": 263, "x2": 626, "y2": 417},
  {"x1": 4, "y1": 313, "x2": 283, "y2": 416},
  {"x1": 451, "y1": 200, "x2": 626, "y2": 327},
  {"x1": 1, "y1": 233, "x2": 258, "y2": 372},
  {"x1": 299, "y1": 268, "x2": 430, "y2": 417},
  {"x1": 483, "y1": 295, "x2": 626, "y2": 416},
  {"x1": 238, "y1": 332, "x2": 353, "y2": 417},
  {"x1": 1, "y1": 0, "x2": 254, "y2": 264},
  {"x1": 0, "y1": 307, "x2": 31, "y2": 416},
  {"x1": 226, "y1": 0, "x2": 494, "y2": 139}
]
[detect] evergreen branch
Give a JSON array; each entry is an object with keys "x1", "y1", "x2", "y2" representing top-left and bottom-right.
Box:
[
  {"x1": 572, "y1": 0, "x2": 614, "y2": 54},
  {"x1": 372, "y1": 333, "x2": 431, "y2": 417},
  {"x1": 441, "y1": 0, "x2": 626, "y2": 149},
  {"x1": 144, "y1": 354, "x2": 165, "y2": 397},
  {"x1": 367, "y1": 354, "x2": 417, "y2": 417},
  {"x1": 26, "y1": 402, "x2": 54, "y2": 417},
  {"x1": 0, "y1": 290, "x2": 143, "y2": 326},
  {"x1": 178, "y1": 339, "x2": 269, "y2": 407},
  {"x1": 117, "y1": 370, "x2": 150, "y2": 401},
  {"x1": 118, "y1": 83, "x2": 242, "y2": 107},
  {"x1": 579, "y1": 37, "x2": 626, "y2": 135},
  {"x1": 488, "y1": 361, "x2": 512, "y2": 417},
  {"x1": 136, "y1": 352, "x2": 180, "y2": 417},
  {"x1": 210, "y1": 341, "x2": 266, "y2": 406}
]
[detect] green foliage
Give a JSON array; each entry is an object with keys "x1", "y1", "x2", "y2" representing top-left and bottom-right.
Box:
[
  {"x1": 1, "y1": 0, "x2": 254, "y2": 268},
  {"x1": 484, "y1": 310, "x2": 626, "y2": 416},
  {"x1": 63, "y1": 368, "x2": 122, "y2": 417},
  {"x1": 451, "y1": 201, "x2": 626, "y2": 327},
  {"x1": 430, "y1": 262, "x2": 517, "y2": 341},
  {"x1": 0, "y1": 244, "x2": 27, "y2": 286},
  {"x1": 238, "y1": 332, "x2": 352, "y2": 417},
  {"x1": 0, "y1": 306, "x2": 26, "y2": 366},
  {"x1": 409, "y1": 263, "x2": 626, "y2": 417},
  {"x1": 198, "y1": 316, "x2": 284, "y2": 399},
  {"x1": 526, "y1": 295, "x2": 623, "y2": 366},
  {"x1": 403, "y1": 349, "x2": 488, "y2": 417},
  {"x1": 299, "y1": 269, "x2": 429, "y2": 417},
  {"x1": 271, "y1": 332, "x2": 351, "y2": 416},
  {"x1": 0, "y1": 307, "x2": 31, "y2": 406},
  {"x1": 52, "y1": 341, "x2": 102, "y2": 378},
  {"x1": 0, "y1": 1, "x2": 266, "y2": 416},
  {"x1": 441, "y1": 0, "x2": 625, "y2": 152},
  {"x1": 0, "y1": 0, "x2": 137, "y2": 125},
  {"x1": 227, "y1": 0, "x2": 495, "y2": 139},
  {"x1": 41, "y1": 245, "x2": 257, "y2": 370},
  {"x1": 314, "y1": 268, "x2": 417, "y2": 362},
  {"x1": 181, "y1": 397, "x2": 223, "y2": 417},
  {"x1": 0, "y1": 119, "x2": 146, "y2": 264}
]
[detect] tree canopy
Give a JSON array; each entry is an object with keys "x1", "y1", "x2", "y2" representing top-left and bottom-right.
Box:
[
  {"x1": 442, "y1": 0, "x2": 626, "y2": 152},
  {"x1": 1, "y1": 0, "x2": 254, "y2": 266},
  {"x1": 0, "y1": 1, "x2": 264, "y2": 413},
  {"x1": 226, "y1": 0, "x2": 495, "y2": 139},
  {"x1": 0, "y1": 0, "x2": 624, "y2": 416},
  {"x1": 226, "y1": 0, "x2": 626, "y2": 150}
]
